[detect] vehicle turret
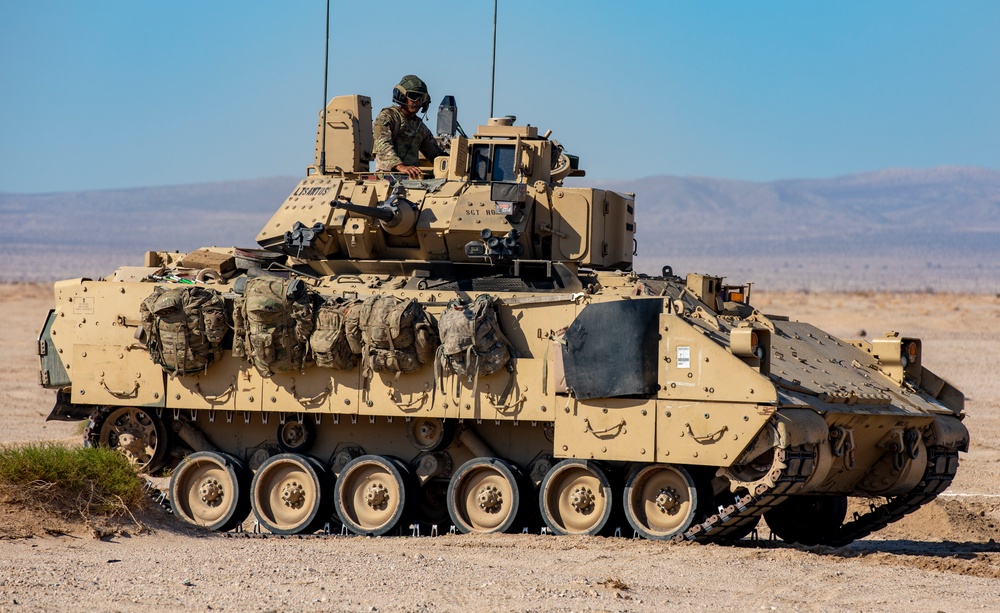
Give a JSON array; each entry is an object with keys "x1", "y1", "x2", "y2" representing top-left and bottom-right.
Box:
[{"x1": 256, "y1": 95, "x2": 635, "y2": 277}]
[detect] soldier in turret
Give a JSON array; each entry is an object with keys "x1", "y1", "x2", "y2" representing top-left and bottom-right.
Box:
[{"x1": 373, "y1": 75, "x2": 447, "y2": 179}]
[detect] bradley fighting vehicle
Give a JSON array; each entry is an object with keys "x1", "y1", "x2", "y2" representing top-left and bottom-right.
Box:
[{"x1": 37, "y1": 93, "x2": 969, "y2": 544}]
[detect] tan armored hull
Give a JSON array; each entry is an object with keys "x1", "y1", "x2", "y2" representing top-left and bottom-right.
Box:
[{"x1": 36, "y1": 95, "x2": 968, "y2": 543}]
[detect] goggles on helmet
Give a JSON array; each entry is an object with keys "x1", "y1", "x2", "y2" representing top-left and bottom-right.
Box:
[{"x1": 405, "y1": 90, "x2": 429, "y2": 104}]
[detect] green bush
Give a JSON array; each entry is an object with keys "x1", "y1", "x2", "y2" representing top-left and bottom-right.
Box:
[{"x1": 0, "y1": 443, "x2": 146, "y2": 517}]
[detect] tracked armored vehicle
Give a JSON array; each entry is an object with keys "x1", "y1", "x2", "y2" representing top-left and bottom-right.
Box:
[{"x1": 37, "y1": 93, "x2": 969, "y2": 544}]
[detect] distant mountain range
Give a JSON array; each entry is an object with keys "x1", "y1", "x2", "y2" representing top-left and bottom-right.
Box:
[{"x1": 2, "y1": 167, "x2": 997, "y2": 291}]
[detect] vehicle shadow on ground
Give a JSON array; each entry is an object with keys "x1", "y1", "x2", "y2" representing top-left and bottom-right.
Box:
[{"x1": 731, "y1": 535, "x2": 1000, "y2": 559}]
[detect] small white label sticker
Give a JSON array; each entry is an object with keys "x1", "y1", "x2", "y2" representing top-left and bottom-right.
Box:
[{"x1": 677, "y1": 346, "x2": 691, "y2": 369}]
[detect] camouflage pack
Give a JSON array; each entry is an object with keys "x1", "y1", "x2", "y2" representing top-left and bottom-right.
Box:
[
  {"x1": 233, "y1": 277, "x2": 314, "y2": 375},
  {"x1": 140, "y1": 285, "x2": 227, "y2": 375},
  {"x1": 436, "y1": 294, "x2": 512, "y2": 379},
  {"x1": 310, "y1": 298, "x2": 358, "y2": 371},
  {"x1": 347, "y1": 295, "x2": 438, "y2": 375}
]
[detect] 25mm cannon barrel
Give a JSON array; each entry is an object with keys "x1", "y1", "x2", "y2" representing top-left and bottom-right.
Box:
[{"x1": 331, "y1": 200, "x2": 397, "y2": 223}]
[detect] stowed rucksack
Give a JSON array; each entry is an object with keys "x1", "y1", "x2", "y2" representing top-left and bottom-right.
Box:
[
  {"x1": 233, "y1": 276, "x2": 314, "y2": 375},
  {"x1": 345, "y1": 295, "x2": 438, "y2": 376},
  {"x1": 436, "y1": 294, "x2": 513, "y2": 380},
  {"x1": 140, "y1": 285, "x2": 227, "y2": 375},
  {"x1": 310, "y1": 297, "x2": 358, "y2": 371}
]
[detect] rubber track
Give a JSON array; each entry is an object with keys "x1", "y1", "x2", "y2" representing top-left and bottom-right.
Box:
[
  {"x1": 822, "y1": 446, "x2": 959, "y2": 547},
  {"x1": 679, "y1": 445, "x2": 817, "y2": 543},
  {"x1": 680, "y1": 444, "x2": 958, "y2": 546}
]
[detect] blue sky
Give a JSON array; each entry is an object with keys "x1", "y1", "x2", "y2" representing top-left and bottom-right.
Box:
[{"x1": 1, "y1": 1, "x2": 997, "y2": 193}]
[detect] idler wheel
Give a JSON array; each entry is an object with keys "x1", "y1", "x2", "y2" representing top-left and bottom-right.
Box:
[
  {"x1": 251, "y1": 453, "x2": 331, "y2": 535},
  {"x1": 539, "y1": 460, "x2": 614, "y2": 536},
  {"x1": 334, "y1": 455, "x2": 413, "y2": 536},
  {"x1": 623, "y1": 464, "x2": 699, "y2": 540},
  {"x1": 96, "y1": 406, "x2": 170, "y2": 474},
  {"x1": 447, "y1": 457, "x2": 526, "y2": 534},
  {"x1": 764, "y1": 495, "x2": 847, "y2": 546},
  {"x1": 169, "y1": 451, "x2": 251, "y2": 532}
]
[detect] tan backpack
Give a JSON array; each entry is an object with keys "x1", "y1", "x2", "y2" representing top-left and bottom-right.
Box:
[
  {"x1": 345, "y1": 295, "x2": 438, "y2": 376},
  {"x1": 139, "y1": 285, "x2": 227, "y2": 375}
]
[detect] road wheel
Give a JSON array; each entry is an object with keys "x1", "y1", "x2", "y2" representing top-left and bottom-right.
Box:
[
  {"x1": 539, "y1": 460, "x2": 613, "y2": 536},
  {"x1": 623, "y1": 463, "x2": 698, "y2": 540},
  {"x1": 447, "y1": 457, "x2": 525, "y2": 534},
  {"x1": 94, "y1": 406, "x2": 170, "y2": 474},
  {"x1": 251, "y1": 453, "x2": 330, "y2": 535},
  {"x1": 335, "y1": 455, "x2": 412, "y2": 536},
  {"x1": 764, "y1": 495, "x2": 848, "y2": 545},
  {"x1": 169, "y1": 451, "x2": 251, "y2": 532}
]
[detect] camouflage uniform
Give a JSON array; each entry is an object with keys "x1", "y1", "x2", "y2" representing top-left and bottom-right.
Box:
[{"x1": 372, "y1": 106, "x2": 446, "y2": 172}]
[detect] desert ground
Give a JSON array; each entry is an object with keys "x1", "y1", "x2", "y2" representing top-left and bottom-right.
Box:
[{"x1": 1, "y1": 282, "x2": 998, "y2": 612}]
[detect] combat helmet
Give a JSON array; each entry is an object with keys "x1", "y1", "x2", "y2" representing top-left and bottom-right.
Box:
[{"x1": 392, "y1": 74, "x2": 431, "y2": 113}]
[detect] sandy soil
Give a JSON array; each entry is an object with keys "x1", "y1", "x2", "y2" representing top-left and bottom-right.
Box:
[{"x1": 1, "y1": 283, "x2": 998, "y2": 612}]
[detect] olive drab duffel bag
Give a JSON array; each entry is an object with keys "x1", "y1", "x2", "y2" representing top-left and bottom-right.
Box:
[
  {"x1": 436, "y1": 294, "x2": 513, "y2": 380},
  {"x1": 233, "y1": 277, "x2": 314, "y2": 375},
  {"x1": 310, "y1": 297, "x2": 358, "y2": 371},
  {"x1": 140, "y1": 285, "x2": 228, "y2": 375},
  {"x1": 345, "y1": 295, "x2": 438, "y2": 376}
]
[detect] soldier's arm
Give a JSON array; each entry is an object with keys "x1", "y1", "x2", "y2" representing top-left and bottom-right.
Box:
[{"x1": 418, "y1": 124, "x2": 447, "y2": 161}]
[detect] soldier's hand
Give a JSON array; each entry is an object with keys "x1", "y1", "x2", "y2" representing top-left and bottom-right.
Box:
[{"x1": 394, "y1": 164, "x2": 424, "y2": 179}]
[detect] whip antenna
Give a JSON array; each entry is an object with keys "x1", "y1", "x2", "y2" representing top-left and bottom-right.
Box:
[
  {"x1": 319, "y1": 0, "x2": 331, "y2": 174},
  {"x1": 490, "y1": 0, "x2": 497, "y2": 118}
]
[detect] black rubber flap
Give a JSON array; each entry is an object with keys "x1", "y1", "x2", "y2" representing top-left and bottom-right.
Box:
[{"x1": 561, "y1": 299, "x2": 662, "y2": 399}]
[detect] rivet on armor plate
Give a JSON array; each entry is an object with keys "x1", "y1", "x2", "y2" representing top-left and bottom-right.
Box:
[
  {"x1": 687, "y1": 373, "x2": 693, "y2": 378},
  {"x1": 564, "y1": 407, "x2": 570, "y2": 413},
  {"x1": 153, "y1": 393, "x2": 159, "y2": 399},
  {"x1": 602, "y1": 447, "x2": 607, "y2": 452},
  {"x1": 664, "y1": 411, "x2": 671, "y2": 417},
  {"x1": 82, "y1": 352, "x2": 88, "y2": 358},
  {"x1": 641, "y1": 410, "x2": 647, "y2": 416},
  {"x1": 344, "y1": 399, "x2": 350, "y2": 405},
  {"x1": 175, "y1": 394, "x2": 181, "y2": 400},
  {"x1": 249, "y1": 396, "x2": 255, "y2": 402},
  {"x1": 693, "y1": 452, "x2": 699, "y2": 458},
  {"x1": 602, "y1": 408, "x2": 608, "y2": 414},
  {"x1": 540, "y1": 406, "x2": 547, "y2": 412},
  {"x1": 562, "y1": 445, "x2": 568, "y2": 451}
]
